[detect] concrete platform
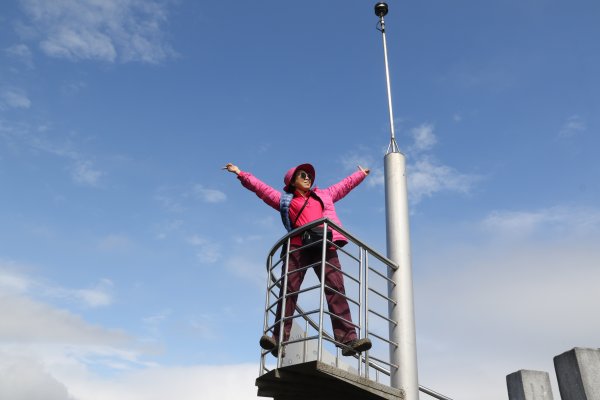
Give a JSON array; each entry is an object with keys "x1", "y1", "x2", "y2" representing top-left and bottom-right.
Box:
[{"x1": 256, "y1": 360, "x2": 404, "y2": 400}]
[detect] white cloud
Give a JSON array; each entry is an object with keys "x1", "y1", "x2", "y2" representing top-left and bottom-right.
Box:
[
  {"x1": 41, "y1": 26, "x2": 117, "y2": 62},
  {"x1": 416, "y1": 244, "x2": 600, "y2": 400},
  {"x1": 405, "y1": 123, "x2": 480, "y2": 203},
  {"x1": 156, "y1": 183, "x2": 227, "y2": 212},
  {"x1": 187, "y1": 314, "x2": 218, "y2": 340},
  {"x1": 341, "y1": 124, "x2": 480, "y2": 203},
  {"x1": 0, "y1": 262, "x2": 114, "y2": 308},
  {"x1": 0, "y1": 274, "x2": 256, "y2": 399},
  {"x1": 27, "y1": 134, "x2": 100, "y2": 186},
  {"x1": 224, "y1": 254, "x2": 266, "y2": 288},
  {"x1": 154, "y1": 188, "x2": 185, "y2": 213},
  {"x1": 4, "y1": 43, "x2": 34, "y2": 68},
  {"x1": 366, "y1": 168, "x2": 385, "y2": 187},
  {"x1": 0, "y1": 119, "x2": 105, "y2": 186},
  {"x1": 153, "y1": 219, "x2": 183, "y2": 240},
  {"x1": 0, "y1": 355, "x2": 74, "y2": 400},
  {"x1": 0, "y1": 279, "x2": 259, "y2": 400},
  {"x1": 0, "y1": 355, "x2": 261, "y2": 400},
  {"x1": 339, "y1": 147, "x2": 385, "y2": 188},
  {"x1": 0, "y1": 290, "x2": 262, "y2": 400},
  {"x1": 408, "y1": 157, "x2": 477, "y2": 203},
  {"x1": 410, "y1": 123, "x2": 437, "y2": 152},
  {"x1": 19, "y1": 0, "x2": 175, "y2": 64},
  {"x1": 186, "y1": 235, "x2": 221, "y2": 263},
  {"x1": 193, "y1": 184, "x2": 227, "y2": 203},
  {"x1": 61, "y1": 80, "x2": 87, "y2": 96},
  {"x1": 0, "y1": 266, "x2": 143, "y2": 387},
  {"x1": 74, "y1": 289, "x2": 112, "y2": 308},
  {"x1": 0, "y1": 269, "x2": 31, "y2": 293},
  {"x1": 340, "y1": 149, "x2": 377, "y2": 172},
  {"x1": 233, "y1": 234, "x2": 264, "y2": 245},
  {"x1": 141, "y1": 309, "x2": 172, "y2": 338},
  {"x1": 0, "y1": 294, "x2": 126, "y2": 345},
  {"x1": 483, "y1": 209, "x2": 545, "y2": 234},
  {"x1": 558, "y1": 115, "x2": 586, "y2": 138},
  {"x1": 71, "y1": 159, "x2": 104, "y2": 186},
  {"x1": 482, "y1": 206, "x2": 600, "y2": 238},
  {"x1": 0, "y1": 88, "x2": 32, "y2": 109},
  {"x1": 0, "y1": 264, "x2": 261, "y2": 400},
  {"x1": 73, "y1": 279, "x2": 114, "y2": 308},
  {"x1": 65, "y1": 363, "x2": 260, "y2": 400},
  {"x1": 414, "y1": 208, "x2": 600, "y2": 400}
]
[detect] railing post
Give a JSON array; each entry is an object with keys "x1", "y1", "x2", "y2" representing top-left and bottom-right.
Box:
[
  {"x1": 363, "y1": 249, "x2": 370, "y2": 379},
  {"x1": 260, "y1": 252, "x2": 274, "y2": 375},
  {"x1": 277, "y1": 237, "x2": 292, "y2": 368},
  {"x1": 317, "y1": 221, "x2": 328, "y2": 361},
  {"x1": 303, "y1": 319, "x2": 308, "y2": 363}
]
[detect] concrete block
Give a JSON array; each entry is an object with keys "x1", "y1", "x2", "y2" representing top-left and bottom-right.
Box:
[
  {"x1": 507, "y1": 370, "x2": 554, "y2": 400},
  {"x1": 554, "y1": 347, "x2": 600, "y2": 400}
]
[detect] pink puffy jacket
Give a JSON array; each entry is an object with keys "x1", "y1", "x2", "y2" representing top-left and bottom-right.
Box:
[{"x1": 237, "y1": 170, "x2": 367, "y2": 245}]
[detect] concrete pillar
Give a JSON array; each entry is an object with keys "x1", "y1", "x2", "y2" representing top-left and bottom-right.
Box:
[
  {"x1": 554, "y1": 347, "x2": 600, "y2": 400},
  {"x1": 506, "y1": 370, "x2": 554, "y2": 400}
]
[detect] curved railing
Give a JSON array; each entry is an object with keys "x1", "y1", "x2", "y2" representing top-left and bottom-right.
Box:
[{"x1": 258, "y1": 217, "x2": 453, "y2": 400}]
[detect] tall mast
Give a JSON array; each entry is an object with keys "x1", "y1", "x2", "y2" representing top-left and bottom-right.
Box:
[{"x1": 375, "y1": 3, "x2": 420, "y2": 399}]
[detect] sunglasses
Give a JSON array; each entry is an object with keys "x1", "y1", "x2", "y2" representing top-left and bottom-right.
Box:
[{"x1": 297, "y1": 171, "x2": 312, "y2": 181}]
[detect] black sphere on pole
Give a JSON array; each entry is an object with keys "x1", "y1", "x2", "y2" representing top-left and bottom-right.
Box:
[{"x1": 374, "y1": 2, "x2": 388, "y2": 17}]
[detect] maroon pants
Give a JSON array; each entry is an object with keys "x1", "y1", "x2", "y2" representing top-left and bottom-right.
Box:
[{"x1": 272, "y1": 246, "x2": 357, "y2": 345}]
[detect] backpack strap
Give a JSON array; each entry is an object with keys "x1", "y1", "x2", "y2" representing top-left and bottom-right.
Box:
[
  {"x1": 292, "y1": 196, "x2": 310, "y2": 227},
  {"x1": 279, "y1": 192, "x2": 294, "y2": 232}
]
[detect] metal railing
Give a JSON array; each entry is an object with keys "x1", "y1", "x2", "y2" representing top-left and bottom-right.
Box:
[{"x1": 258, "y1": 217, "x2": 453, "y2": 400}]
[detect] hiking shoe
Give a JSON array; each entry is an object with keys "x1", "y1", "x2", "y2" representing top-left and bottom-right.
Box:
[
  {"x1": 259, "y1": 335, "x2": 276, "y2": 351},
  {"x1": 270, "y1": 344, "x2": 286, "y2": 358},
  {"x1": 341, "y1": 338, "x2": 372, "y2": 356},
  {"x1": 259, "y1": 335, "x2": 285, "y2": 358}
]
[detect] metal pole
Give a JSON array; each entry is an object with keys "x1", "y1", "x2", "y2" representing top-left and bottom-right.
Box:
[
  {"x1": 375, "y1": 2, "x2": 400, "y2": 154},
  {"x1": 374, "y1": 3, "x2": 419, "y2": 399}
]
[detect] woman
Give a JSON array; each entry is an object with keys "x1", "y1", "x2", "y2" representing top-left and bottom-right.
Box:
[{"x1": 224, "y1": 162, "x2": 372, "y2": 357}]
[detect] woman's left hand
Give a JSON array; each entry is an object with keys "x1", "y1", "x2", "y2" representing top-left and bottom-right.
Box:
[{"x1": 358, "y1": 165, "x2": 370, "y2": 176}]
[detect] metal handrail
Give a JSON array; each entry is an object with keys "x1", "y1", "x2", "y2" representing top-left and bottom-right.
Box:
[
  {"x1": 266, "y1": 217, "x2": 398, "y2": 271},
  {"x1": 420, "y1": 385, "x2": 455, "y2": 400}
]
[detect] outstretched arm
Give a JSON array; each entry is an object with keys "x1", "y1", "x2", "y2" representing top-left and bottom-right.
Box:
[
  {"x1": 327, "y1": 165, "x2": 370, "y2": 202},
  {"x1": 223, "y1": 163, "x2": 281, "y2": 210}
]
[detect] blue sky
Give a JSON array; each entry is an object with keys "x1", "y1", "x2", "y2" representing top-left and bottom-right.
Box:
[{"x1": 1, "y1": 0, "x2": 599, "y2": 399}]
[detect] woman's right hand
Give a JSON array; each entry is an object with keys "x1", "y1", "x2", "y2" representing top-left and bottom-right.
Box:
[{"x1": 223, "y1": 163, "x2": 240, "y2": 175}]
